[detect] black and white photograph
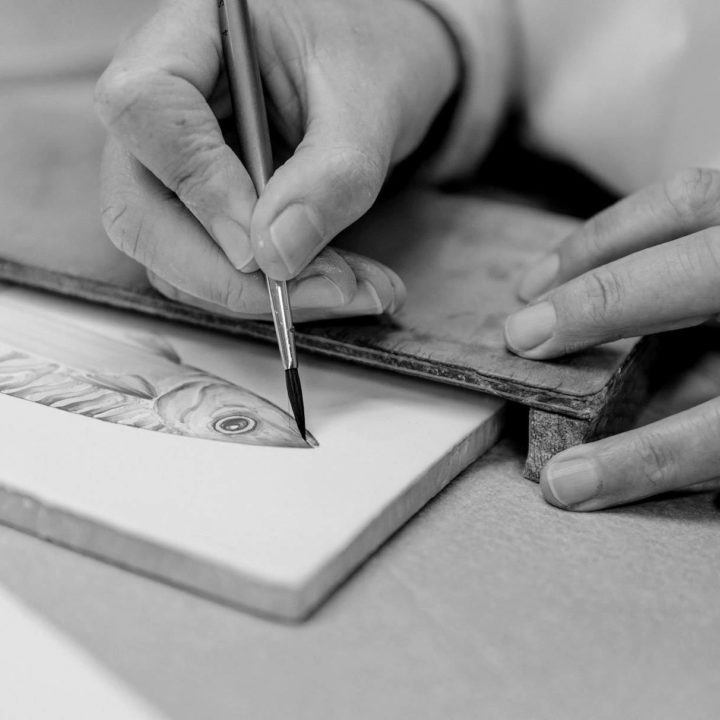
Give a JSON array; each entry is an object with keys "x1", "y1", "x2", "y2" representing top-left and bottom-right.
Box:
[{"x1": 1, "y1": 1, "x2": 718, "y2": 717}]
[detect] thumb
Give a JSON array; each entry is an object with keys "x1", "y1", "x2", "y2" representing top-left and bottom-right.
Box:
[{"x1": 250, "y1": 114, "x2": 390, "y2": 281}]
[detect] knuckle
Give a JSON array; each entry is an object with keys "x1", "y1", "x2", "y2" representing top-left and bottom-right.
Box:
[
  {"x1": 632, "y1": 432, "x2": 675, "y2": 487},
  {"x1": 686, "y1": 231, "x2": 720, "y2": 280},
  {"x1": 214, "y1": 279, "x2": 245, "y2": 312},
  {"x1": 211, "y1": 279, "x2": 266, "y2": 316},
  {"x1": 167, "y1": 143, "x2": 225, "y2": 209},
  {"x1": 693, "y1": 401, "x2": 720, "y2": 451},
  {"x1": 579, "y1": 268, "x2": 625, "y2": 326},
  {"x1": 199, "y1": 253, "x2": 252, "y2": 312},
  {"x1": 94, "y1": 68, "x2": 150, "y2": 130},
  {"x1": 329, "y1": 147, "x2": 386, "y2": 211},
  {"x1": 572, "y1": 207, "x2": 615, "y2": 263},
  {"x1": 663, "y1": 167, "x2": 720, "y2": 222},
  {"x1": 95, "y1": 68, "x2": 228, "y2": 216},
  {"x1": 101, "y1": 199, "x2": 147, "y2": 262}
]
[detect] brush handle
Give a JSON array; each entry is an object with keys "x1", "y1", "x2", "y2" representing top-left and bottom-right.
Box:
[
  {"x1": 265, "y1": 277, "x2": 296, "y2": 369},
  {"x1": 218, "y1": 0, "x2": 297, "y2": 370},
  {"x1": 218, "y1": 0, "x2": 272, "y2": 191}
]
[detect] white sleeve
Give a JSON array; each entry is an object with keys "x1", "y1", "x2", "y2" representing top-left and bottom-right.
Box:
[{"x1": 415, "y1": 0, "x2": 515, "y2": 182}]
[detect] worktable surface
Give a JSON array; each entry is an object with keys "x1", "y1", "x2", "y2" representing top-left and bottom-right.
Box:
[
  {"x1": 2, "y1": 4, "x2": 719, "y2": 715},
  {"x1": 1, "y1": 427, "x2": 718, "y2": 720}
]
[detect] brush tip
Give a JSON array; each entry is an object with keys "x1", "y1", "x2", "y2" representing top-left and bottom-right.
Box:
[{"x1": 285, "y1": 367, "x2": 306, "y2": 440}]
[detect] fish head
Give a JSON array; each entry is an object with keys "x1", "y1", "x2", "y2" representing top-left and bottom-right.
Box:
[{"x1": 155, "y1": 380, "x2": 315, "y2": 448}]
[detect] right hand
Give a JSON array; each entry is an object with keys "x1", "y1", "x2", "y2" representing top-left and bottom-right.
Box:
[{"x1": 94, "y1": 0, "x2": 459, "y2": 320}]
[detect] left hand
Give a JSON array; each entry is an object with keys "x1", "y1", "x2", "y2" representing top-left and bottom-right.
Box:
[{"x1": 506, "y1": 168, "x2": 720, "y2": 511}]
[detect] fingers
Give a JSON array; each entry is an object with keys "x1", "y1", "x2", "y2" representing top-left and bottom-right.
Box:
[
  {"x1": 505, "y1": 228, "x2": 720, "y2": 359},
  {"x1": 540, "y1": 396, "x2": 720, "y2": 511},
  {"x1": 100, "y1": 139, "x2": 269, "y2": 312},
  {"x1": 251, "y1": 107, "x2": 391, "y2": 281},
  {"x1": 96, "y1": 2, "x2": 392, "y2": 281},
  {"x1": 518, "y1": 168, "x2": 720, "y2": 301},
  {"x1": 148, "y1": 247, "x2": 405, "y2": 322},
  {"x1": 102, "y1": 138, "x2": 405, "y2": 318},
  {"x1": 94, "y1": 0, "x2": 258, "y2": 270},
  {"x1": 339, "y1": 249, "x2": 407, "y2": 315}
]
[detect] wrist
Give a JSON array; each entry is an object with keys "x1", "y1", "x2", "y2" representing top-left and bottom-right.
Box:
[
  {"x1": 389, "y1": 0, "x2": 463, "y2": 161},
  {"x1": 408, "y1": 0, "x2": 516, "y2": 182},
  {"x1": 382, "y1": 0, "x2": 464, "y2": 182},
  {"x1": 408, "y1": 0, "x2": 465, "y2": 97}
]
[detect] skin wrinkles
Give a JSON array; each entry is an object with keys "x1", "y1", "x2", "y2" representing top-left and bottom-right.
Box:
[
  {"x1": 514, "y1": 168, "x2": 720, "y2": 510},
  {"x1": 99, "y1": 0, "x2": 720, "y2": 508}
]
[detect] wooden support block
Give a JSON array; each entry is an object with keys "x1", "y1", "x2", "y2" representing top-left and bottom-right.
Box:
[
  {"x1": 526, "y1": 410, "x2": 591, "y2": 482},
  {"x1": 524, "y1": 334, "x2": 663, "y2": 480}
]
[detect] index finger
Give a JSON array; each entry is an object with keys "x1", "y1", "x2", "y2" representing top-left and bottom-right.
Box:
[
  {"x1": 518, "y1": 168, "x2": 720, "y2": 301},
  {"x1": 505, "y1": 228, "x2": 720, "y2": 360},
  {"x1": 95, "y1": 0, "x2": 259, "y2": 270}
]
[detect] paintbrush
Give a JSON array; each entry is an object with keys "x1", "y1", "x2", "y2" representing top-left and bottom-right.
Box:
[{"x1": 217, "y1": 0, "x2": 306, "y2": 440}]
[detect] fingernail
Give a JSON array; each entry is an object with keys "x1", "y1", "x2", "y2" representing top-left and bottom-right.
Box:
[
  {"x1": 518, "y1": 254, "x2": 559, "y2": 301},
  {"x1": 543, "y1": 456, "x2": 600, "y2": 508},
  {"x1": 505, "y1": 301, "x2": 556, "y2": 352},
  {"x1": 212, "y1": 217, "x2": 255, "y2": 271},
  {"x1": 268, "y1": 204, "x2": 324, "y2": 278},
  {"x1": 290, "y1": 276, "x2": 346, "y2": 309},
  {"x1": 386, "y1": 268, "x2": 407, "y2": 314},
  {"x1": 323, "y1": 280, "x2": 385, "y2": 317},
  {"x1": 360, "y1": 281, "x2": 385, "y2": 315}
]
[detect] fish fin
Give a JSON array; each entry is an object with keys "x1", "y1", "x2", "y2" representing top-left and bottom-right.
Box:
[
  {"x1": 125, "y1": 333, "x2": 181, "y2": 364},
  {"x1": 85, "y1": 372, "x2": 156, "y2": 400}
]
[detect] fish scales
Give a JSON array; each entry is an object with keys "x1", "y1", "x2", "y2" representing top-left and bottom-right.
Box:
[
  {"x1": 0, "y1": 354, "x2": 166, "y2": 429},
  {"x1": 0, "y1": 295, "x2": 314, "y2": 448}
]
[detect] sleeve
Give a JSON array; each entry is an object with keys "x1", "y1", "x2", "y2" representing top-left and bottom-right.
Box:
[{"x1": 413, "y1": 0, "x2": 516, "y2": 182}]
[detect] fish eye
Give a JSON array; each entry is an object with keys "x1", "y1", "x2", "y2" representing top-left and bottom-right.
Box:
[{"x1": 212, "y1": 415, "x2": 257, "y2": 435}]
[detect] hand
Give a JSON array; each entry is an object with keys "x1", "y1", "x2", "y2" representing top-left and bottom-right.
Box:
[
  {"x1": 507, "y1": 168, "x2": 720, "y2": 510},
  {"x1": 95, "y1": 0, "x2": 459, "y2": 320}
]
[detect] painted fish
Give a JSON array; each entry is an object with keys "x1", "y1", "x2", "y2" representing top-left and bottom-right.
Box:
[{"x1": 0, "y1": 298, "x2": 315, "y2": 448}]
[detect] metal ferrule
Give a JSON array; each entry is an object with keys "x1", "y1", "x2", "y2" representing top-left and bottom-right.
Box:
[{"x1": 266, "y1": 277, "x2": 297, "y2": 370}]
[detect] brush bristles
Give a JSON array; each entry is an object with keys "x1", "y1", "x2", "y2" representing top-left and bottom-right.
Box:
[{"x1": 285, "y1": 367, "x2": 306, "y2": 440}]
